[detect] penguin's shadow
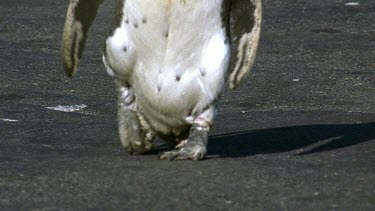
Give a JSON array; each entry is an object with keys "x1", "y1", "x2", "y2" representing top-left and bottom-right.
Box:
[
  {"x1": 152, "y1": 122, "x2": 375, "y2": 158},
  {"x1": 207, "y1": 122, "x2": 375, "y2": 157}
]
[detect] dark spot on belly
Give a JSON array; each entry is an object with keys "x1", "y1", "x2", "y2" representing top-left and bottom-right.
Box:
[
  {"x1": 164, "y1": 32, "x2": 169, "y2": 38},
  {"x1": 142, "y1": 17, "x2": 147, "y2": 24},
  {"x1": 176, "y1": 75, "x2": 181, "y2": 81},
  {"x1": 157, "y1": 85, "x2": 161, "y2": 92},
  {"x1": 200, "y1": 68, "x2": 206, "y2": 77},
  {"x1": 125, "y1": 19, "x2": 129, "y2": 24},
  {"x1": 133, "y1": 22, "x2": 138, "y2": 28},
  {"x1": 123, "y1": 46, "x2": 127, "y2": 52}
]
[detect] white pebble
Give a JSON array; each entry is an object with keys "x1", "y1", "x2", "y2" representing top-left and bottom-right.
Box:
[
  {"x1": 46, "y1": 104, "x2": 87, "y2": 113},
  {"x1": 0, "y1": 118, "x2": 19, "y2": 122},
  {"x1": 345, "y1": 2, "x2": 359, "y2": 6}
]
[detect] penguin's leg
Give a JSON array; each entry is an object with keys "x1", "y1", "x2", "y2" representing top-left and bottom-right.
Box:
[
  {"x1": 159, "y1": 106, "x2": 215, "y2": 160},
  {"x1": 116, "y1": 80, "x2": 155, "y2": 154}
]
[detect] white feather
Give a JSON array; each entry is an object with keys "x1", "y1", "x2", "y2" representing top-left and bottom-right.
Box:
[{"x1": 105, "y1": 0, "x2": 229, "y2": 133}]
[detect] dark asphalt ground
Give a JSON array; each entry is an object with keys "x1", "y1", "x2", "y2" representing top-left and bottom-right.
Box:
[{"x1": 1, "y1": 0, "x2": 374, "y2": 210}]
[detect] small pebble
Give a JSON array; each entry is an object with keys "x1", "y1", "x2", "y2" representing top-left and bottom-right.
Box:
[{"x1": 345, "y1": 2, "x2": 359, "y2": 6}]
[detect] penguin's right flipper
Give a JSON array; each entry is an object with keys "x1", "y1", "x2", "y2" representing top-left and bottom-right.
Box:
[{"x1": 61, "y1": 0, "x2": 104, "y2": 78}]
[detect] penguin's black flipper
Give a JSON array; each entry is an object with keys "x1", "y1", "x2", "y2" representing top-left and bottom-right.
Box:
[
  {"x1": 228, "y1": 0, "x2": 262, "y2": 89},
  {"x1": 61, "y1": 0, "x2": 104, "y2": 78}
]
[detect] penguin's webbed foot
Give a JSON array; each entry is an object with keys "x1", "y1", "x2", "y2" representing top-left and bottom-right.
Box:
[
  {"x1": 159, "y1": 124, "x2": 208, "y2": 161},
  {"x1": 118, "y1": 102, "x2": 155, "y2": 155},
  {"x1": 116, "y1": 80, "x2": 155, "y2": 154}
]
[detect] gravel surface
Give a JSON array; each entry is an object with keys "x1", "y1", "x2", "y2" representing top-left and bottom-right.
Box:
[{"x1": 0, "y1": 0, "x2": 374, "y2": 210}]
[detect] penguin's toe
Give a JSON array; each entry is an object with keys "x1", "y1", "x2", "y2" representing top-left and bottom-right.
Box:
[{"x1": 158, "y1": 144, "x2": 206, "y2": 161}]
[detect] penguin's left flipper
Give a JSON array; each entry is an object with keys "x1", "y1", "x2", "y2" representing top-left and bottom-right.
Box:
[
  {"x1": 228, "y1": 0, "x2": 262, "y2": 89},
  {"x1": 61, "y1": 0, "x2": 104, "y2": 77},
  {"x1": 159, "y1": 124, "x2": 208, "y2": 161}
]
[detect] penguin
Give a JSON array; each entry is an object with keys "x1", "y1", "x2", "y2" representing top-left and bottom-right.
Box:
[{"x1": 61, "y1": 0, "x2": 262, "y2": 160}]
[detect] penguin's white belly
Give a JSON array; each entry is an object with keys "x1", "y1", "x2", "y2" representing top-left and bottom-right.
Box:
[{"x1": 105, "y1": 0, "x2": 229, "y2": 132}]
